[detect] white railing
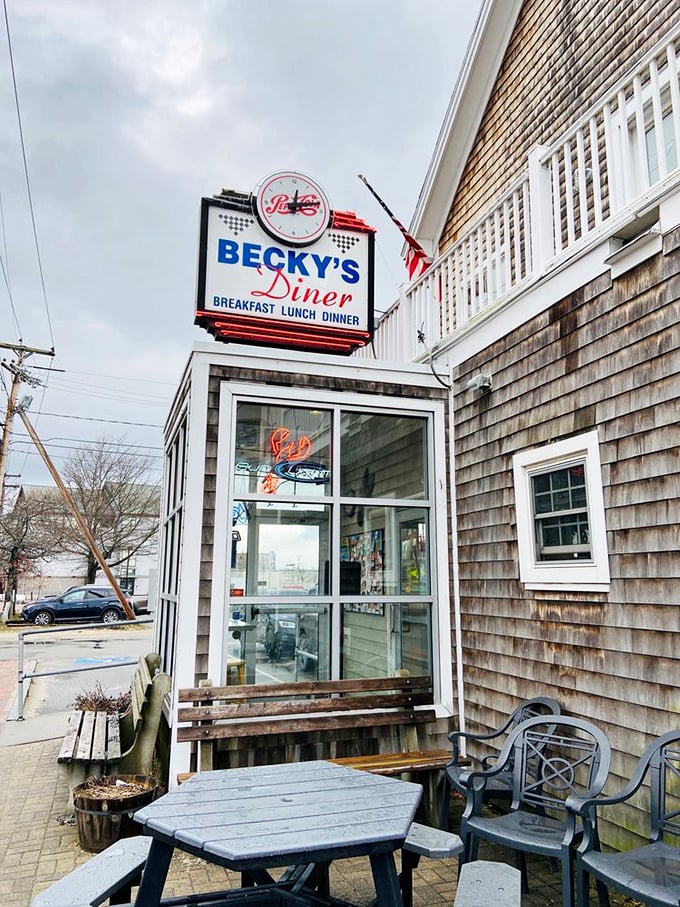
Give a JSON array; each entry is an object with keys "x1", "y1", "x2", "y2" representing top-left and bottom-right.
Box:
[{"x1": 359, "y1": 25, "x2": 680, "y2": 363}]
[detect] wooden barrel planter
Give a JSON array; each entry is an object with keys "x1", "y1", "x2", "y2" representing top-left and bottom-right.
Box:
[{"x1": 73, "y1": 774, "x2": 159, "y2": 853}]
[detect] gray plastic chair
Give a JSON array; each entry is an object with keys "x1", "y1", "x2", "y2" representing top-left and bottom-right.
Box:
[
  {"x1": 567, "y1": 728, "x2": 680, "y2": 907},
  {"x1": 440, "y1": 696, "x2": 561, "y2": 830},
  {"x1": 458, "y1": 714, "x2": 612, "y2": 907}
]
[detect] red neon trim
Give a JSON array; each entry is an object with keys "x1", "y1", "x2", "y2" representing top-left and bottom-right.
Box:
[
  {"x1": 330, "y1": 210, "x2": 376, "y2": 233},
  {"x1": 196, "y1": 311, "x2": 370, "y2": 341}
]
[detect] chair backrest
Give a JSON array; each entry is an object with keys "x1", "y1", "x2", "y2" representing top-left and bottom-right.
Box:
[
  {"x1": 502, "y1": 715, "x2": 611, "y2": 814},
  {"x1": 639, "y1": 729, "x2": 680, "y2": 842}
]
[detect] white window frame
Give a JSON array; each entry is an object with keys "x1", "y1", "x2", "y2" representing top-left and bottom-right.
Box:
[{"x1": 513, "y1": 431, "x2": 610, "y2": 592}]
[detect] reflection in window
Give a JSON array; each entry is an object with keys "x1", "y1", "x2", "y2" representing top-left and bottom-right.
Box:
[
  {"x1": 227, "y1": 400, "x2": 437, "y2": 686},
  {"x1": 531, "y1": 464, "x2": 591, "y2": 561},
  {"x1": 230, "y1": 501, "x2": 329, "y2": 597},
  {"x1": 340, "y1": 506, "x2": 430, "y2": 596},
  {"x1": 340, "y1": 413, "x2": 427, "y2": 499}
]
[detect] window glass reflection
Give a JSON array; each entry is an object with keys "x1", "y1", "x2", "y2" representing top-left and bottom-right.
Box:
[
  {"x1": 340, "y1": 412, "x2": 427, "y2": 499},
  {"x1": 339, "y1": 506, "x2": 430, "y2": 596},
  {"x1": 230, "y1": 502, "x2": 330, "y2": 597}
]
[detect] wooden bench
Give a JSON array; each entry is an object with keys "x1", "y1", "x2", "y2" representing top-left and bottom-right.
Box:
[
  {"x1": 177, "y1": 674, "x2": 452, "y2": 824},
  {"x1": 58, "y1": 653, "x2": 171, "y2": 809}
]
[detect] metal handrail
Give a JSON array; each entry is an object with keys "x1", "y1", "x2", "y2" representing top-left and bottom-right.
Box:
[{"x1": 16, "y1": 618, "x2": 153, "y2": 720}]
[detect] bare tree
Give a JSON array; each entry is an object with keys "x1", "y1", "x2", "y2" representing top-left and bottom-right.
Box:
[
  {"x1": 0, "y1": 487, "x2": 65, "y2": 613},
  {"x1": 59, "y1": 437, "x2": 161, "y2": 584}
]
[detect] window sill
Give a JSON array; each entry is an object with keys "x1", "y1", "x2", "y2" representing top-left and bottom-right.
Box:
[{"x1": 524, "y1": 582, "x2": 610, "y2": 593}]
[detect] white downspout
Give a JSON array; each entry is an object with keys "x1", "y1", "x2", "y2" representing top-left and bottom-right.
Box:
[{"x1": 448, "y1": 373, "x2": 467, "y2": 752}]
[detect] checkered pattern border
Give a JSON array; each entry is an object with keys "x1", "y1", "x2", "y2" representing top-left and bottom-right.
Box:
[
  {"x1": 328, "y1": 232, "x2": 361, "y2": 254},
  {"x1": 218, "y1": 213, "x2": 255, "y2": 235}
]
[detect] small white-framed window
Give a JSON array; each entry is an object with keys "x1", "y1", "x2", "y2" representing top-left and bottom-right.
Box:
[{"x1": 513, "y1": 431, "x2": 610, "y2": 591}]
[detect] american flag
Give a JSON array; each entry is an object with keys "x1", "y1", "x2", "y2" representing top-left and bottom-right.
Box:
[{"x1": 358, "y1": 174, "x2": 432, "y2": 281}]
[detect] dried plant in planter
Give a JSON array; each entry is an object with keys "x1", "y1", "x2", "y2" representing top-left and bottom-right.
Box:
[{"x1": 73, "y1": 681, "x2": 131, "y2": 714}]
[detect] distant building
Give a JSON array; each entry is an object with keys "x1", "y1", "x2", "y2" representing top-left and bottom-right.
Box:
[{"x1": 8, "y1": 484, "x2": 159, "y2": 608}]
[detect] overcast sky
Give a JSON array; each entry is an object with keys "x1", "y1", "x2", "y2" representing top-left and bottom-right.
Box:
[{"x1": 1, "y1": 0, "x2": 483, "y2": 488}]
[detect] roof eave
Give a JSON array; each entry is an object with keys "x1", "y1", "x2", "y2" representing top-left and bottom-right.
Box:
[{"x1": 411, "y1": 0, "x2": 524, "y2": 249}]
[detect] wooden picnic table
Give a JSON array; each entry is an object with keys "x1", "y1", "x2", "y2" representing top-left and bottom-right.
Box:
[{"x1": 132, "y1": 760, "x2": 423, "y2": 907}]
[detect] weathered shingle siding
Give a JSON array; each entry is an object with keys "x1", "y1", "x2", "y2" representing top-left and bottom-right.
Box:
[
  {"x1": 453, "y1": 230, "x2": 680, "y2": 849},
  {"x1": 442, "y1": 0, "x2": 680, "y2": 246}
]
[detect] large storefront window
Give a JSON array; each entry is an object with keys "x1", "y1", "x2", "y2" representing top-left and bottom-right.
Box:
[{"x1": 225, "y1": 398, "x2": 436, "y2": 685}]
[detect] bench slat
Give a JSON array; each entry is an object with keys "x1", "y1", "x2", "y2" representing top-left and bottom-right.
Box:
[
  {"x1": 178, "y1": 708, "x2": 437, "y2": 742},
  {"x1": 90, "y1": 712, "x2": 109, "y2": 762},
  {"x1": 178, "y1": 675, "x2": 433, "y2": 702},
  {"x1": 329, "y1": 749, "x2": 451, "y2": 775},
  {"x1": 58, "y1": 710, "x2": 85, "y2": 763},
  {"x1": 75, "y1": 711, "x2": 97, "y2": 761},
  {"x1": 107, "y1": 711, "x2": 121, "y2": 760},
  {"x1": 178, "y1": 690, "x2": 434, "y2": 723}
]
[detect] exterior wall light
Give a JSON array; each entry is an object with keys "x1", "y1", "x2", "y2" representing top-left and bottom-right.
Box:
[{"x1": 466, "y1": 374, "x2": 492, "y2": 392}]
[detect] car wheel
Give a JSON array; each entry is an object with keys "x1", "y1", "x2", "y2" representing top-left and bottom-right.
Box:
[
  {"x1": 296, "y1": 631, "x2": 312, "y2": 672},
  {"x1": 33, "y1": 610, "x2": 53, "y2": 626},
  {"x1": 101, "y1": 608, "x2": 122, "y2": 623}
]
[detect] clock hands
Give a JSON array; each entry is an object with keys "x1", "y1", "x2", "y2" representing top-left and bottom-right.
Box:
[{"x1": 286, "y1": 189, "x2": 321, "y2": 215}]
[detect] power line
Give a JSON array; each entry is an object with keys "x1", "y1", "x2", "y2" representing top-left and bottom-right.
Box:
[
  {"x1": 25, "y1": 411, "x2": 164, "y2": 428},
  {"x1": 2, "y1": 0, "x2": 55, "y2": 348}
]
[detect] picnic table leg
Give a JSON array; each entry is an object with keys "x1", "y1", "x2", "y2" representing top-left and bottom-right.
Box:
[
  {"x1": 133, "y1": 839, "x2": 173, "y2": 905},
  {"x1": 369, "y1": 852, "x2": 403, "y2": 907}
]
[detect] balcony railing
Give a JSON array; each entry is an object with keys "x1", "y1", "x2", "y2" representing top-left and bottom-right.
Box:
[{"x1": 360, "y1": 24, "x2": 680, "y2": 363}]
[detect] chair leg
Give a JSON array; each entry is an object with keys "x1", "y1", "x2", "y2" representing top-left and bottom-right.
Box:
[
  {"x1": 440, "y1": 775, "x2": 451, "y2": 830},
  {"x1": 574, "y1": 860, "x2": 588, "y2": 907},
  {"x1": 514, "y1": 850, "x2": 529, "y2": 894},
  {"x1": 561, "y1": 850, "x2": 574, "y2": 907},
  {"x1": 594, "y1": 876, "x2": 610, "y2": 907}
]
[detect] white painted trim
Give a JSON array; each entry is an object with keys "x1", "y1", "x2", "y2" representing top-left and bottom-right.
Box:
[
  {"x1": 606, "y1": 226, "x2": 663, "y2": 278},
  {"x1": 189, "y1": 341, "x2": 443, "y2": 389},
  {"x1": 512, "y1": 431, "x2": 611, "y2": 591},
  {"x1": 202, "y1": 378, "x2": 453, "y2": 707},
  {"x1": 431, "y1": 397, "x2": 454, "y2": 715},
  {"x1": 168, "y1": 355, "x2": 211, "y2": 787}
]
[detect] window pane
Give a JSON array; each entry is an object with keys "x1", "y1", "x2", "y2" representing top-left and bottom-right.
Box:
[
  {"x1": 340, "y1": 506, "x2": 430, "y2": 596},
  {"x1": 235, "y1": 402, "x2": 332, "y2": 497},
  {"x1": 342, "y1": 602, "x2": 432, "y2": 679},
  {"x1": 226, "y1": 603, "x2": 330, "y2": 684},
  {"x1": 531, "y1": 462, "x2": 591, "y2": 562},
  {"x1": 340, "y1": 412, "x2": 427, "y2": 499},
  {"x1": 230, "y1": 501, "x2": 329, "y2": 596}
]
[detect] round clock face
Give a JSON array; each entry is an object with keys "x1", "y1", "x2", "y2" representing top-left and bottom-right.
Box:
[{"x1": 254, "y1": 171, "x2": 331, "y2": 246}]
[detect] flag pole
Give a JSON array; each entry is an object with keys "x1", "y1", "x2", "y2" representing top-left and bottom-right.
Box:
[{"x1": 357, "y1": 174, "x2": 431, "y2": 279}]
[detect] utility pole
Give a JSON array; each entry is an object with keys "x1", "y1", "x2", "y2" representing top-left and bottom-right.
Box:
[
  {"x1": 0, "y1": 341, "x2": 54, "y2": 510},
  {"x1": 14, "y1": 400, "x2": 136, "y2": 622}
]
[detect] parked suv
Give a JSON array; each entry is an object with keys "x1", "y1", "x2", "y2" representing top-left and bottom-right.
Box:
[
  {"x1": 21, "y1": 585, "x2": 134, "y2": 625},
  {"x1": 61, "y1": 583, "x2": 145, "y2": 614}
]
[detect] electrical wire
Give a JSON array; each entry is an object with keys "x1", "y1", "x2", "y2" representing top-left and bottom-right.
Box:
[{"x1": 2, "y1": 0, "x2": 55, "y2": 349}]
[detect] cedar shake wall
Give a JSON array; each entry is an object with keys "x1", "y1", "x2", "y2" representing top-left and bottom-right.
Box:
[
  {"x1": 452, "y1": 227, "x2": 680, "y2": 850},
  {"x1": 442, "y1": 0, "x2": 680, "y2": 246}
]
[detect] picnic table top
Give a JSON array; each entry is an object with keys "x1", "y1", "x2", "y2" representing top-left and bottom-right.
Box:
[{"x1": 134, "y1": 760, "x2": 423, "y2": 866}]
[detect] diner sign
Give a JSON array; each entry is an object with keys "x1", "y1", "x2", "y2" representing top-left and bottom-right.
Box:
[{"x1": 195, "y1": 178, "x2": 375, "y2": 355}]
